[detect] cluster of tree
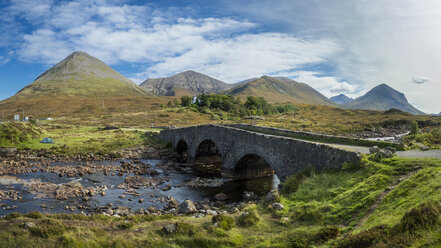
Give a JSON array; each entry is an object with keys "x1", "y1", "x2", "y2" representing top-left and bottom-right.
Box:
[{"x1": 179, "y1": 94, "x2": 297, "y2": 117}]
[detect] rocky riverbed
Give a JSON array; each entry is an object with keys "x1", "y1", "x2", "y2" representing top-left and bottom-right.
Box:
[{"x1": 0, "y1": 151, "x2": 277, "y2": 217}]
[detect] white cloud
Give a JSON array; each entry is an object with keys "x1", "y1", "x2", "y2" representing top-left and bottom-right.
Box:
[
  {"x1": 412, "y1": 76, "x2": 429, "y2": 85},
  {"x1": 139, "y1": 33, "x2": 339, "y2": 83},
  {"x1": 0, "y1": 56, "x2": 10, "y2": 65},
  {"x1": 229, "y1": 0, "x2": 441, "y2": 113},
  {"x1": 9, "y1": 0, "x2": 341, "y2": 90}
]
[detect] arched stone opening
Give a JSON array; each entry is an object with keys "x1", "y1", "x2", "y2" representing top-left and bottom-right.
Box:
[
  {"x1": 234, "y1": 154, "x2": 275, "y2": 179},
  {"x1": 176, "y1": 139, "x2": 188, "y2": 162},
  {"x1": 176, "y1": 139, "x2": 188, "y2": 154},
  {"x1": 195, "y1": 139, "x2": 222, "y2": 164}
]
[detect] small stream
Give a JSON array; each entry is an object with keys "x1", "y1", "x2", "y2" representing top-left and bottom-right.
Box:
[{"x1": 0, "y1": 159, "x2": 278, "y2": 215}]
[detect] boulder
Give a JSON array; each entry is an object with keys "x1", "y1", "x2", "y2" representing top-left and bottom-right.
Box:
[
  {"x1": 162, "y1": 223, "x2": 177, "y2": 234},
  {"x1": 22, "y1": 222, "x2": 36, "y2": 229},
  {"x1": 214, "y1": 193, "x2": 229, "y2": 201},
  {"x1": 164, "y1": 196, "x2": 179, "y2": 210},
  {"x1": 272, "y1": 203, "x2": 284, "y2": 210},
  {"x1": 379, "y1": 150, "x2": 394, "y2": 158},
  {"x1": 179, "y1": 199, "x2": 197, "y2": 214},
  {"x1": 243, "y1": 191, "x2": 255, "y2": 202},
  {"x1": 264, "y1": 190, "x2": 280, "y2": 204},
  {"x1": 385, "y1": 146, "x2": 396, "y2": 153},
  {"x1": 369, "y1": 146, "x2": 380, "y2": 154}
]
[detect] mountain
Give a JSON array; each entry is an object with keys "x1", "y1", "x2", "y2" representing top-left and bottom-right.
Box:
[
  {"x1": 225, "y1": 76, "x2": 336, "y2": 106},
  {"x1": 330, "y1": 94, "x2": 354, "y2": 104},
  {"x1": 140, "y1": 70, "x2": 231, "y2": 96},
  {"x1": 13, "y1": 51, "x2": 150, "y2": 98},
  {"x1": 343, "y1": 83, "x2": 424, "y2": 115}
]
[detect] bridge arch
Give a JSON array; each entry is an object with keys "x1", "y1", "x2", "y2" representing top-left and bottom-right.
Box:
[
  {"x1": 234, "y1": 154, "x2": 275, "y2": 179},
  {"x1": 195, "y1": 139, "x2": 222, "y2": 164},
  {"x1": 176, "y1": 139, "x2": 188, "y2": 154}
]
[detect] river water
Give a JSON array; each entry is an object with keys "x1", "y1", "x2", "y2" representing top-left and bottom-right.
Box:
[{"x1": 0, "y1": 159, "x2": 278, "y2": 215}]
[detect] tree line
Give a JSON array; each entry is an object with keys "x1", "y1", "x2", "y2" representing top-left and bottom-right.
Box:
[{"x1": 170, "y1": 94, "x2": 297, "y2": 117}]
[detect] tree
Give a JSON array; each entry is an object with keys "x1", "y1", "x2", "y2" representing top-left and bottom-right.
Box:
[
  {"x1": 181, "y1": 96, "x2": 192, "y2": 106},
  {"x1": 410, "y1": 120, "x2": 419, "y2": 135}
]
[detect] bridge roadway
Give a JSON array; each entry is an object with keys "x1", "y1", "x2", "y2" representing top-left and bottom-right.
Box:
[{"x1": 159, "y1": 124, "x2": 362, "y2": 181}]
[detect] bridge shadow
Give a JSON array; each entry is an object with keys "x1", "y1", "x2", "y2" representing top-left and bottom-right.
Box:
[
  {"x1": 176, "y1": 139, "x2": 188, "y2": 162},
  {"x1": 195, "y1": 139, "x2": 222, "y2": 164},
  {"x1": 234, "y1": 154, "x2": 275, "y2": 180}
]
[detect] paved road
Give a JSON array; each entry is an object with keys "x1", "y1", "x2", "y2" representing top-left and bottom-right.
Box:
[
  {"x1": 326, "y1": 143, "x2": 441, "y2": 158},
  {"x1": 396, "y1": 150, "x2": 441, "y2": 158}
]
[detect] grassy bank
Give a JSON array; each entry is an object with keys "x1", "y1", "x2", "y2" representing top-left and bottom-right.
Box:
[
  {"x1": 1, "y1": 96, "x2": 440, "y2": 136},
  {"x1": 1, "y1": 156, "x2": 440, "y2": 247},
  {"x1": 0, "y1": 122, "x2": 163, "y2": 156}
]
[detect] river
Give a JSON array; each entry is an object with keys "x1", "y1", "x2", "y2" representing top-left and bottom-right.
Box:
[{"x1": 0, "y1": 159, "x2": 278, "y2": 216}]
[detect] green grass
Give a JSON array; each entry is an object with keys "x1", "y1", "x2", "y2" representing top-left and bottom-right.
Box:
[
  {"x1": 360, "y1": 158, "x2": 441, "y2": 231},
  {"x1": 1, "y1": 122, "x2": 161, "y2": 156},
  {"x1": 0, "y1": 150, "x2": 441, "y2": 247}
]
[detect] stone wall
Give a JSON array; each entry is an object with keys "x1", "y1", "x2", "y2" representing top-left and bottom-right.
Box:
[
  {"x1": 159, "y1": 125, "x2": 361, "y2": 181},
  {"x1": 227, "y1": 123, "x2": 397, "y2": 148}
]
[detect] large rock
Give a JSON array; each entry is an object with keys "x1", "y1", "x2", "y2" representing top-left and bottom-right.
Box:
[
  {"x1": 214, "y1": 193, "x2": 229, "y2": 201},
  {"x1": 272, "y1": 203, "x2": 284, "y2": 210},
  {"x1": 264, "y1": 190, "x2": 280, "y2": 204},
  {"x1": 379, "y1": 150, "x2": 394, "y2": 158},
  {"x1": 162, "y1": 223, "x2": 177, "y2": 234},
  {"x1": 179, "y1": 199, "x2": 197, "y2": 214},
  {"x1": 243, "y1": 191, "x2": 255, "y2": 202},
  {"x1": 369, "y1": 146, "x2": 380, "y2": 154},
  {"x1": 164, "y1": 196, "x2": 179, "y2": 210},
  {"x1": 385, "y1": 146, "x2": 396, "y2": 153}
]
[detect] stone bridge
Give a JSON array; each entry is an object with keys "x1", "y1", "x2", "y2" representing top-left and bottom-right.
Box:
[{"x1": 159, "y1": 125, "x2": 361, "y2": 181}]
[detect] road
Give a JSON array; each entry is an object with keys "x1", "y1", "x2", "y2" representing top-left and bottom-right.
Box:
[{"x1": 326, "y1": 143, "x2": 441, "y2": 158}]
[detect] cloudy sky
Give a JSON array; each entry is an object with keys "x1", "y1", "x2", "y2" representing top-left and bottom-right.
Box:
[{"x1": 0, "y1": 0, "x2": 440, "y2": 113}]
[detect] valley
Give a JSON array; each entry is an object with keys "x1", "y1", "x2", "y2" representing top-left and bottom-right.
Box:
[{"x1": 0, "y1": 51, "x2": 440, "y2": 248}]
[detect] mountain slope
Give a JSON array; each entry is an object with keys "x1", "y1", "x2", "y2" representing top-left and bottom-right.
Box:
[
  {"x1": 225, "y1": 76, "x2": 336, "y2": 106},
  {"x1": 343, "y1": 84, "x2": 424, "y2": 115},
  {"x1": 330, "y1": 94, "x2": 354, "y2": 104},
  {"x1": 140, "y1": 70, "x2": 231, "y2": 96},
  {"x1": 13, "y1": 51, "x2": 150, "y2": 98}
]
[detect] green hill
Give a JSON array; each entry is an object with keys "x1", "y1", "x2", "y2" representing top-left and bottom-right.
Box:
[
  {"x1": 12, "y1": 51, "x2": 150, "y2": 98},
  {"x1": 225, "y1": 76, "x2": 336, "y2": 106}
]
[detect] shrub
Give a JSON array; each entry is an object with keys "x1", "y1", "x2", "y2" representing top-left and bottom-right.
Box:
[
  {"x1": 0, "y1": 122, "x2": 41, "y2": 147},
  {"x1": 4, "y1": 212, "x2": 22, "y2": 220},
  {"x1": 314, "y1": 225, "x2": 340, "y2": 242},
  {"x1": 176, "y1": 222, "x2": 197, "y2": 236},
  {"x1": 281, "y1": 167, "x2": 314, "y2": 195},
  {"x1": 397, "y1": 201, "x2": 440, "y2": 233},
  {"x1": 25, "y1": 211, "x2": 45, "y2": 219},
  {"x1": 212, "y1": 215, "x2": 235, "y2": 230},
  {"x1": 292, "y1": 202, "x2": 324, "y2": 223},
  {"x1": 28, "y1": 219, "x2": 66, "y2": 238},
  {"x1": 181, "y1": 96, "x2": 192, "y2": 106},
  {"x1": 338, "y1": 225, "x2": 388, "y2": 248},
  {"x1": 237, "y1": 209, "x2": 260, "y2": 227},
  {"x1": 410, "y1": 120, "x2": 419, "y2": 135},
  {"x1": 339, "y1": 202, "x2": 441, "y2": 248},
  {"x1": 117, "y1": 221, "x2": 134, "y2": 230}
]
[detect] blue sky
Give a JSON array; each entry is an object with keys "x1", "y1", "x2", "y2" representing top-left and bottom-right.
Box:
[{"x1": 0, "y1": 0, "x2": 440, "y2": 113}]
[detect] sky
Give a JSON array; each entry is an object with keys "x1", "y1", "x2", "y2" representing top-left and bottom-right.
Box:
[{"x1": 0, "y1": 0, "x2": 440, "y2": 113}]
